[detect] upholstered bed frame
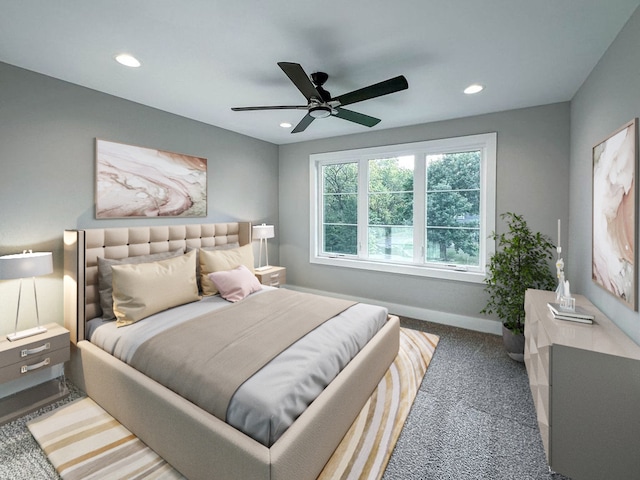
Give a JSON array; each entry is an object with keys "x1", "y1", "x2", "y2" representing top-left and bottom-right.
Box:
[{"x1": 63, "y1": 222, "x2": 400, "y2": 480}]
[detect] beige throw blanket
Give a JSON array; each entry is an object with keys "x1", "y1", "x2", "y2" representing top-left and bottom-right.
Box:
[{"x1": 130, "y1": 289, "x2": 355, "y2": 421}]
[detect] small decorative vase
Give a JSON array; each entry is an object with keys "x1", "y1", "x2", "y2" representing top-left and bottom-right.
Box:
[{"x1": 502, "y1": 324, "x2": 525, "y2": 362}]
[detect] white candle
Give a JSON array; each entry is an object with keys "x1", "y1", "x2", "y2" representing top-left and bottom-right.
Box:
[{"x1": 557, "y1": 219, "x2": 561, "y2": 249}]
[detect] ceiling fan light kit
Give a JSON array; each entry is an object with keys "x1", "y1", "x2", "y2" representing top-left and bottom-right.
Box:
[
  {"x1": 232, "y1": 62, "x2": 408, "y2": 133},
  {"x1": 309, "y1": 105, "x2": 332, "y2": 118}
]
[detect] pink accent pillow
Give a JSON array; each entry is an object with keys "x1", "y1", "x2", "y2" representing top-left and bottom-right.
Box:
[{"x1": 207, "y1": 265, "x2": 263, "y2": 302}]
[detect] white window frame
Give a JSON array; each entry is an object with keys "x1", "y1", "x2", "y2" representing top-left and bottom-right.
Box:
[{"x1": 310, "y1": 133, "x2": 496, "y2": 283}]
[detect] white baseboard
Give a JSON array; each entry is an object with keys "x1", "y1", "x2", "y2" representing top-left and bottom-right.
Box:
[{"x1": 284, "y1": 284, "x2": 502, "y2": 336}]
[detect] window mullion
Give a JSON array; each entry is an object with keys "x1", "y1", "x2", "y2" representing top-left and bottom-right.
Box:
[
  {"x1": 313, "y1": 159, "x2": 322, "y2": 257},
  {"x1": 413, "y1": 153, "x2": 426, "y2": 264},
  {"x1": 357, "y1": 157, "x2": 369, "y2": 258}
]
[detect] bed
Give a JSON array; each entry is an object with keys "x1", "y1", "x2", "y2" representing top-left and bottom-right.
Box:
[{"x1": 63, "y1": 222, "x2": 400, "y2": 480}]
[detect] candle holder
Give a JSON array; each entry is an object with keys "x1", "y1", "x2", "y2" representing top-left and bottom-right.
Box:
[
  {"x1": 555, "y1": 218, "x2": 575, "y2": 312},
  {"x1": 560, "y1": 295, "x2": 576, "y2": 311}
]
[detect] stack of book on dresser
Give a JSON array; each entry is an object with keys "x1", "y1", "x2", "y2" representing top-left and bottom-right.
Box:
[{"x1": 547, "y1": 302, "x2": 595, "y2": 324}]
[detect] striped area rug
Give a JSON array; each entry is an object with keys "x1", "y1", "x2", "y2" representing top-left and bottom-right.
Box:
[
  {"x1": 27, "y1": 397, "x2": 185, "y2": 480},
  {"x1": 27, "y1": 328, "x2": 438, "y2": 480},
  {"x1": 318, "y1": 328, "x2": 438, "y2": 480}
]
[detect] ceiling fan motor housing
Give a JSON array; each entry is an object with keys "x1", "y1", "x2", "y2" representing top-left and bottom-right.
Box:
[{"x1": 311, "y1": 72, "x2": 332, "y2": 102}]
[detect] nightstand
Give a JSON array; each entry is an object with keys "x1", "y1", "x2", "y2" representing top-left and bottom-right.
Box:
[
  {"x1": 0, "y1": 323, "x2": 70, "y2": 425},
  {"x1": 255, "y1": 266, "x2": 286, "y2": 287}
]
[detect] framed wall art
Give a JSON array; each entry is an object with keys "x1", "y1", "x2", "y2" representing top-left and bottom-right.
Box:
[
  {"x1": 96, "y1": 139, "x2": 207, "y2": 218},
  {"x1": 592, "y1": 118, "x2": 638, "y2": 310}
]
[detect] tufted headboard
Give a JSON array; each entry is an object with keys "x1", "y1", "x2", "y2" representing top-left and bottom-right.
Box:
[{"x1": 63, "y1": 222, "x2": 251, "y2": 344}]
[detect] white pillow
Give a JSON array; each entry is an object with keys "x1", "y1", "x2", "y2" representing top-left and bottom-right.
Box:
[
  {"x1": 112, "y1": 250, "x2": 200, "y2": 326},
  {"x1": 208, "y1": 265, "x2": 262, "y2": 302}
]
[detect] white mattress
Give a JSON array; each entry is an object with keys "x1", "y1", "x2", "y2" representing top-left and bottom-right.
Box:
[{"x1": 87, "y1": 287, "x2": 388, "y2": 446}]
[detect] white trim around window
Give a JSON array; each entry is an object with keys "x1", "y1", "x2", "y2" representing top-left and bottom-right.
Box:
[{"x1": 309, "y1": 133, "x2": 497, "y2": 283}]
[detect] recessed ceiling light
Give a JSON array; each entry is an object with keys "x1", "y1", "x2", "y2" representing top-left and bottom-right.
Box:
[
  {"x1": 464, "y1": 84, "x2": 484, "y2": 95},
  {"x1": 280, "y1": 122, "x2": 292, "y2": 128},
  {"x1": 115, "y1": 53, "x2": 141, "y2": 68}
]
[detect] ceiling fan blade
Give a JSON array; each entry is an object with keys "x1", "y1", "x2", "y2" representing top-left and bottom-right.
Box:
[
  {"x1": 231, "y1": 105, "x2": 307, "y2": 111},
  {"x1": 291, "y1": 113, "x2": 315, "y2": 133},
  {"x1": 332, "y1": 107, "x2": 381, "y2": 127},
  {"x1": 278, "y1": 62, "x2": 324, "y2": 102},
  {"x1": 333, "y1": 75, "x2": 408, "y2": 107}
]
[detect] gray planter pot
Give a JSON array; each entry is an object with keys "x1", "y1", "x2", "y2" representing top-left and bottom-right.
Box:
[{"x1": 502, "y1": 324, "x2": 525, "y2": 362}]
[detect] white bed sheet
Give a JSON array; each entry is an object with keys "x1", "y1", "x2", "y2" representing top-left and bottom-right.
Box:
[{"x1": 87, "y1": 287, "x2": 388, "y2": 446}]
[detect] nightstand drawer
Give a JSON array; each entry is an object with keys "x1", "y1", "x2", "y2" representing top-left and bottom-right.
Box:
[
  {"x1": 264, "y1": 270, "x2": 285, "y2": 287},
  {"x1": 0, "y1": 330, "x2": 69, "y2": 366},
  {"x1": 0, "y1": 347, "x2": 70, "y2": 383},
  {"x1": 255, "y1": 266, "x2": 286, "y2": 287},
  {"x1": 0, "y1": 324, "x2": 70, "y2": 384}
]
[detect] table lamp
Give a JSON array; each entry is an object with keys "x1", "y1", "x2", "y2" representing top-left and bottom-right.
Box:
[
  {"x1": 253, "y1": 224, "x2": 275, "y2": 271},
  {"x1": 0, "y1": 250, "x2": 53, "y2": 341}
]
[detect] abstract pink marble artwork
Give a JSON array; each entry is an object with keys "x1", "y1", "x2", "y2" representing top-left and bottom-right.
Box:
[
  {"x1": 96, "y1": 139, "x2": 207, "y2": 218},
  {"x1": 592, "y1": 119, "x2": 637, "y2": 310}
]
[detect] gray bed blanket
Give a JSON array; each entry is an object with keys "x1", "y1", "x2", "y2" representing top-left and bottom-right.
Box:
[{"x1": 130, "y1": 288, "x2": 355, "y2": 421}]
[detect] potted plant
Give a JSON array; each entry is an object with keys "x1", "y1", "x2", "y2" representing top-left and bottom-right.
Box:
[{"x1": 481, "y1": 212, "x2": 556, "y2": 361}]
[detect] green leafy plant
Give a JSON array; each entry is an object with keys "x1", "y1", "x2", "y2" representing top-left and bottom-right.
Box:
[{"x1": 481, "y1": 212, "x2": 556, "y2": 334}]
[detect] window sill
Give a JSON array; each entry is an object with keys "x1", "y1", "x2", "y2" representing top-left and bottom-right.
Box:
[{"x1": 310, "y1": 255, "x2": 486, "y2": 284}]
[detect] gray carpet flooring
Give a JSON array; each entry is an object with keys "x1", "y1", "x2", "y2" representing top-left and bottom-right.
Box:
[
  {"x1": 0, "y1": 382, "x2": 82, "y2": 480},
  {"x1": 0, "y1": 319, "x2": 571, "y2": 480},
  {"x1": 384, "y1": 318, "x2": 570, "y2": 480}
]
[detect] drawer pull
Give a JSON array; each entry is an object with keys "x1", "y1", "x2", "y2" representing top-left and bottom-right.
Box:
[
  {"x1": 270, "y1": 281, "x2": 280, "y2": 286},
  {"x1": 270, "y1": 273, "x2": 279, "y2": 279},
  {"x1": 21, "y1": 357, "x2": 50, "y2": 374},
  {"x1": 21, "y1": 342, "x2": 51, "y2": 358}
]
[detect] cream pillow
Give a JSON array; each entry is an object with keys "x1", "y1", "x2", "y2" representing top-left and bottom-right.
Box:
[
  {"x1": 200, "y1": 244, "x2": 255, "y2": 296},
  {"x1": 185, "y1": 243, "x2": 240, "y2": 293},
  {"x1": 112, "y1": 250, "x2": 200, "y2": 326},
  {"x1": 97, "y1": 248, "x2": 184, "y2": 320}
]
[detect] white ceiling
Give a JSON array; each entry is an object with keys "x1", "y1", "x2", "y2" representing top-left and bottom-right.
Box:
[{"x1": 1, "y1": 1, "x2": 638, "y2": 145}]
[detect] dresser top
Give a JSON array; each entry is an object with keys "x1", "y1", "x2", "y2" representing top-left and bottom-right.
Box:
[{"x1": 525, "y1": 289, "x2": 640, "y2": 360}]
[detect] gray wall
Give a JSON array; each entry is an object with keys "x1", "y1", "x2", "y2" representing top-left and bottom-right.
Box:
[
  {"x1": 279, "y1": 102, "x2": 570, "y2": 332},
  {"x1": 5, "y1": 2, "x2": 638, "y2": 344},
  {"x1": 0, "y1": 62, "x2": 279, "y2": 337},
  {"x1": 570, "y1": 7, "x2": 640, "y2": 344}
]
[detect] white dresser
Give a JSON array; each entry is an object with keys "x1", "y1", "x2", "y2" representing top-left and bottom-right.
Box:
[{"x1": 524, "y1": 289, "x2": 640, "y2": 480}]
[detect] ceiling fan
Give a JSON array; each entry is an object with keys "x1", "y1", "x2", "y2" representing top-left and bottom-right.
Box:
[{"x1": 231, "y1": 62, "x2": 408, "y2": 133}]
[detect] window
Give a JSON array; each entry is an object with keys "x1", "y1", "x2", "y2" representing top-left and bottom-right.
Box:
[
  {"x1": 322, "y1": 162, "x2": 358, "y2": 255},
  {"x1": 310, "y1": 133, "x2": 496, "y2": 283},
  {"x1": 368, "y1": 156, "x2": 414, "y2": 262}
]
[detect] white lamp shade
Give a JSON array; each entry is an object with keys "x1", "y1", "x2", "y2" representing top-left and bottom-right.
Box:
[
  {"x1": 0, "y1": 251, "x2": 53, "y2": 280},
  {"x1": 252, "y1": 224, "x2": 275, "y2": 240}
]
